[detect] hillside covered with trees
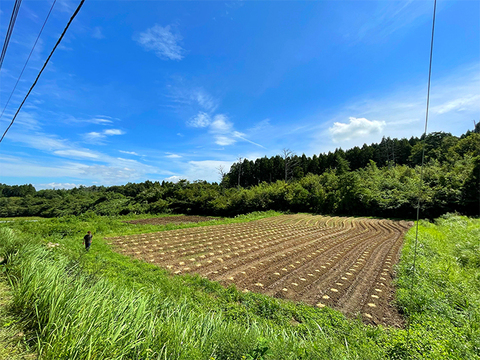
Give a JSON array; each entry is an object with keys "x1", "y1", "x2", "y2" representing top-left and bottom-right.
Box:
[{"x1": 1, "y1": 128, "x2": 479, "y2": 219}]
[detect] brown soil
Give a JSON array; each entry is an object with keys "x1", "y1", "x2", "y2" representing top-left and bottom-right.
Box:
[
  {"x1": 107, "y1": 215, "x2": 413, "y2": 327},
  {"x1": 124, "y1": 215, "x2": 219, "y2": 226}
]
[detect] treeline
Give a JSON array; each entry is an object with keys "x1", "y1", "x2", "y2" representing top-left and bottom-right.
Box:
[
  {"x1": 1, "y1": 130, "x2": 478, "y2": 220},
  {"x1": 223, "y1": 126, "x2": 480, "y2": 188}
]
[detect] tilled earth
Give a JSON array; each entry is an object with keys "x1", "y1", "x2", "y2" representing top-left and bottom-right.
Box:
[
  {"x1": 107, "y1": 215, "x2": 412, "y2": 327},
  {"x1": 124, "y1": 215, "x2": 218, "y2": 226}
]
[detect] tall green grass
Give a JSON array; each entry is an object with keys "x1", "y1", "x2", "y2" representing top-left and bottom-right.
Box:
[
  {"x1": 1, "y1": 213, "x2": 479, "y2": 359},
  {"x1": 0, "y1": 226, "x2": 387, "y2": 359},
  {"x1": 395, "y1": 214, "x2": 480, "y2": 359}
]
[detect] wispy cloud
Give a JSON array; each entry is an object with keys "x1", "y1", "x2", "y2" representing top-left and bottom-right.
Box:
[
  {"x1": 7, "y1": 132, "x2": 68, "y2": 152},
  {"x1": 188, "y1": 112, "x2": 211, "y2": 127},
  {"x1": 64, "y1": 115, "x2": 115, "y2": 125},
  {"x1": 1, "y1": 118, "x2": 156, "y2": 185},
  {"x1": 85, "y1": 128, "x2": 125, "y2": 143},
  {"x1": 210, "y1": 114, "x2": 232, "y2": 133},
  {"x1": 119, "y1": 150, "x2": 139, "y2": 156},
  {"x1": 0, "y1": 111, "x2": 41, "y2": 131},
  {"x1": 232, "y1": 131, "x2": 266, "y2": 149},
  {"x1": 165, "y1": 152, "x2": 182, "y2": 158},
  {"x1": 209, "y1": 114, "x2": 236, "y2": 146},
  {"x1": 104, "y1": 129, "x2": 124, "y2": 136},
  {"x1": 186, "y1": 160, "x2": 232, "y2": 182},
  {"x1": 37, "y1": 182, "x2": 79, "y2": 190},
  {"x1": 53, "y1": 149, "x2": 99, "y2": 159},
  {"x1": 343, "y1": 1, "x2": 434, "y2": 43},
  {"x1": 309, "y1": 63, "x2": 480, "y2": 153},
  {"x1": 187, "y1": 112, "x2": 266, "y2": 148},
  {"x1": 208, "y1": 114, "x2": 265, "y2": 148},
  {"x1": 92, "y1": 26, "x2": 105, "y2": 39},
  {"x1": 214, "y1": 136, "x2": 236, "y2": 146},
  {"x1": 163, "y1": 175, "x2": 182, "y2": 183},
  {"x1": 329, "y1": 117, "x2": 385, "y2": 143},
  {"x1": 135, "y1": 25, "x2": 184, "y2": 60},
  {"x1": 431, "y1": 94, "x2": 480, "y2": 115},
  {"x1": 168, "y1": 85, "x2": 219, "y2": 113}
]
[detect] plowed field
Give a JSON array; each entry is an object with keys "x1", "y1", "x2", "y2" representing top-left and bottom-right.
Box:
[
  {"x1": 124, "y1": 216, "x2": 218, "y2": 226},
  {"x1": 107, "y1": 215, "x2": 412, "y2": 327}
]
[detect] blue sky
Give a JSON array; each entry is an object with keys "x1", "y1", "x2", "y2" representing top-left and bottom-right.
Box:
[{"x1": 0, "y1": 0, "x2": 479, "y2": 189}]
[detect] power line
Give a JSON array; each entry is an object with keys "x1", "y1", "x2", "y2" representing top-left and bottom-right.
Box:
[
  {"x1": 0, "y1": 0, "x2": 85, "y2": 144},
  {"x1": 407, "y1": 0, "x2": 437, "y2": 346},
  {"x1": 0, "y1": 0, "x2": 57, "y2": 121},
  {"x1": 0, "y1": 0, "x2": 23, "y2": 71}
]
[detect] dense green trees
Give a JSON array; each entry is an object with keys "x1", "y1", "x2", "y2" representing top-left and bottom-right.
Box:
[
  {"x1": 222, "y1": 131, "x2": 480, "y2": 187},
  {"x1": 1, "y1": 130, "x2": 478, "y2": 219}
]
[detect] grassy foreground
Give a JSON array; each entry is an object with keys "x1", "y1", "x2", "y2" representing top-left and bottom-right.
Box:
[{"x1": 0, "y1": 212, "x2": 479, "y2": 359}]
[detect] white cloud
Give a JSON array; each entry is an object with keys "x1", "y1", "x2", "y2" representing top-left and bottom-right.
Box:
[
  {"x1": 188, "y1": 112, "x2": 211, "y2": 127},
  {"x1": 344, "y1": 1, "x2": 434, "y2": 43},
  {"x1": 186, "y1": 160, "x2": 232, "y2": 182},
  {"x1": 191, "y1": 89, "x2": 217, "y2": 111},
  {"x1": 432, "y1": 94, "x2": 480, "y2": 115},
  {"x1": 6, "y1": 111, "x2": 41, "y2": 131},
  {"x1": 104, "y1": 129, "x2": 124, "y2": 136},
  {"x1": 135, "y1": 25, "x2": 184, "y2": 61},
  {"x1": 85, "y1": 128, "x2": 125, "y2": 143},
  {"x1": 214, "y1": 136, "x2": 236, "y2": 146},
  {"x1": 64, "y1": 115, "x2": 114, "y2": 125},
  {"x1": 87, "y1": 117, "x2": 113, "y2": 124},
  {"x1": 186, "y1": 112, "x2": 265, "y2": 148},
  {"x1": 233, "y1": 131, "x2": 266, "y2": 149},
  {"x1": 57, "y1": 0, "x2": 76, "y2": 13},
  {"x1": 85, "y1": 131, "x2": 102, "y2": 139},
  {"x1": 303, "y1": 64, "x2": 480, "y2": 155},
  {"x1": 1, "y1": 129, "x2": 158, "y2": 185},
  {"x1": 119, "y1": 150, "x2": 139, "y2": 156},
  {"x1": 38, "y1": 182, "x2": 79, "y2": 190},
  {"x1": 168, "y1": 86, "x2": 218, "y2": 112},
  {"x1": 58, "y1": 44, "x2": 73, "y2": 51},
  {"x1": 163, "y1": 175, "x2": 182, "y2": 183},
  {"x1": 208, "y1": 114, "x2": 237, "y2": 146},
  {"x1": 92, "y1": 27, "x2": 105, "y2": 39},
  {"x1": 165, "y1": 152, "x2": 182, "y2": 158},
  {"x1": 0, "y1": 155, "x2": 81, "y2": 178},
  {"x1": 248, "y1": 118, "x2": 271, "y2": 133},
  {"x1": 6, "y1": 132, "x2": 68, "y2": 152},
  {"x1": 210, "y1": 114, "x2": 233, "y2": 133},
  {"x1": 329, "y1": 117, "x2": 385, "y2": 143},
  {"x1": 54, "y1": 149, "x2": 99, "y2": 159}
]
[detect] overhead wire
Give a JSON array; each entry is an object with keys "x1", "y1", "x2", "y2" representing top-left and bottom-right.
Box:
[
  {"x1": 0, "y1": 0, "x2": 57, "y2": 121},
  {"x1": 0, "y1": 0, "x2": 23, "y2": 71},
  {"x1": 407, "y1": 0, "x2": 437, "y2": 345},
  {"x1": 0, "y1": 0, "x2": 85, "y2": 144}
]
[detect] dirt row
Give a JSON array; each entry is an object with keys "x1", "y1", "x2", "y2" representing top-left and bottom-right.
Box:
[
  {"x1": 124, "y1": 215, "x2": 218, "y2": 226},
  {"x1": 106, "y1": 215, "x2": 412, "y2": 327}
]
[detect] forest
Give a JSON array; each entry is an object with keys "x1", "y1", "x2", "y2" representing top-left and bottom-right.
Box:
[{"x1": 1, "y1": 127, "x2": 479, "y2": 219}]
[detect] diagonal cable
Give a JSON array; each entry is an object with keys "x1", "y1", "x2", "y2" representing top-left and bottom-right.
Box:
[
  {"x1": 0, "y1": 0, "x2": 85, "y2": 144},
  {"x1": 0, "y1": 0, "x2": 57, "y2": 120},
  {"x1": 0, "y1": 0, "x2": 23, "y2": 71},
  {"x1": 407, "y1": 0, "x2": 437, "y2": 347}
]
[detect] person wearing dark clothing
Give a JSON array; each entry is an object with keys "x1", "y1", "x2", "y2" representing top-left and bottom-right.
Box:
[{"x1": 83, "y1": 231, "x2": 93, "y2": 251}]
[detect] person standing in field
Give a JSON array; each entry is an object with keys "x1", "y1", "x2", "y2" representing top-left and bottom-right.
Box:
[{"x1": 83, "y1": 231, "x2": 93, "y2": 251}]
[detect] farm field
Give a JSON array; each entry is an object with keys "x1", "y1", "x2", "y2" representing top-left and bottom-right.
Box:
[
  {"x1": 124, "y1": 215, "x2": 219, "y2": 226},
  {"x1": 108, "y1": 214, "x2": 412, "y2": 327}
]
